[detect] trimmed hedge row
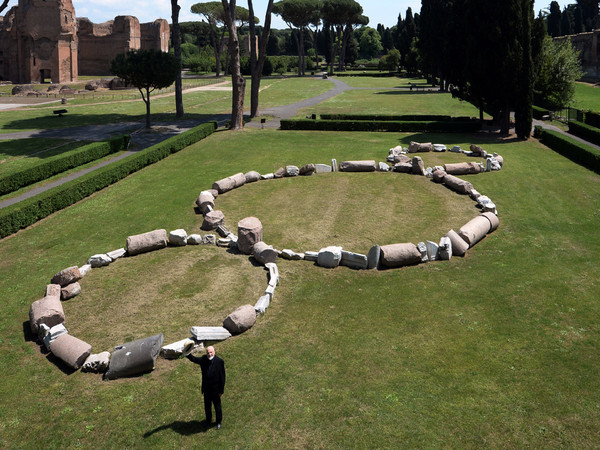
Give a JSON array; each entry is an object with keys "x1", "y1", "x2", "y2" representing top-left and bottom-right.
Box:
[
  {"x1": 280, "y1": 119, "x2": 481, "y2": 133},
  {"x1": 584, "y1": 110, "x2": 600, "y2": 129},
  {"x1": 0, "y1": 135, "x2": 130, "y2": 196},
  {"x1": 0, "y1": 122, "x2": 217, "y2": 239},
  {"x1": 532, "y1": 105, "x2": 550, "y2": 120},
  {"x1": 534, "y1": 125, "x2": 600, "y2": 173},
  {"x1": 319, "y1": 114, "x2": 472, "y2": 122},
  {"x1": 333, "y1": 72, "x2": 398, "y2": 77},
  {"x1": 568, "y1": 120, "x2": 600, "y2": 147}
]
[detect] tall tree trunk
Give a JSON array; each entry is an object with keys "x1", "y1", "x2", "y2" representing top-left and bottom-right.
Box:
[
  {"x1": 222, "y1": 0, "x2": 245, "y2": 129},
  {"x1": 171, "y1": 0, "x2": 184, "y2": 118},
  {"x1": 292, "y1": 29, "x2": 302, "y2": 76},
  {"x1": 248, "y1": 0, "x2": 274, "y2": 119},
  {"x1": 141, "y1": 87, "x2": 151, "y2": 128},
  {"x1": 339, "y1": 24, "x2": 351, "y2": 71},
  {"x1": 209, "y1": 21, "x2": 222, "y2": 78},
  {"x1": 299, "y1": 27, "x2": 305, "y2": 76}
]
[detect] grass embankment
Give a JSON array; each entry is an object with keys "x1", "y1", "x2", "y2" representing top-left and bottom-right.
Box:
[
  {"x1": 573, "y1": 82, "x2": 600, "y2": 111},
  {"x1": 0, "y1": 122, "x2": 599, "y2": 447}
]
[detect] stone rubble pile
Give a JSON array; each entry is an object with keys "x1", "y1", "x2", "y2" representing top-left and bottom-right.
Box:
[{"x1": 27, "y1": 140, "x2": 502, "y2": 380}]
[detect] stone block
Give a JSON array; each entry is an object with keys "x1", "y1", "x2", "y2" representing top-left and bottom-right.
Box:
[
  {"x1": 51, "y1": 266, "x2": 82, "y2": 287},
  {"x1": 367, "y1": 245, "x2": 380, "y2": 269},
  {"x1": 201, "y1": 210, "x2": 225, "y2": 231},
  {"x1": 377, "y1": 162, "x2": 391, "y2": 172},
  {"x1": 412, "y1": 156, "x2": 425, "y2": 176},
  {"x1": 317, "y1": 246, "x2": 343, "y2": 268},
  {"x1": 477, "y1": 196, "x2": 497, "y2": 214},
  {"x1": 126, "y1": 229, "x2": 168, "y2": 256},
  {"x1": 446, "y1": 229, "x2": 469, "y2": 256},
  {"x1": 261, "y1": 173, "x2": 275, "y2": 180},
  {"x1": 29, "y1": 294, "x2": 65, "y2": 335},
  {"x1": 217, "y1": 238, "x2": 233, "y2": 248},
  {"x1": 104, "y1": 334, "x2": 164, "y2": 380},
  {"x1": 340, "y1": 251, "x2": 368, "y2": 270},
  {"x1": 339, "y1": 160, "x2": 376, "y2": 172},
  {"x1": 49, "y1": 334, "x2": 92, "y2": 370},
  {"x1": 300, "y1": 164, "x2": 316, "y2": 175},
  {"x1": 212, "y1": 172, "x2": 246, "y2": 194},
  {"x1": 107, "y1": 248, "x2": 126, "y2": 261},
  {"x1": 61, "y1": 282, "x2": 81, "y2": 300},
  {"x1": 245, "y1": 171, "x2": 261, "y2": 183},
  {"x1": 391, "y1": 154, "x2": 411, "y2": 164},
  {"x1": 417, "y1": 242, "x2": 429, "y2": 262},
  {"x1": 190, "y1": 326, "x2": 232, "y2": 342},
  {"x1": 82, "y1": 352, "x2": 111, "y2": 373},
  {"x1": 197, "y1": 191, "x2": 215, "y2": 213},
  {"x1": 223, "y1": 305, "x2": 257, "y2": 335},
  {"x1": 426, "y1": 240, "x2": 439, "y2": 261},
  {"x1": 187, "y1": 234, "x2": 203, "y2": 245},
  {"x1": 281, "y1": 249, "x2": 303, "y2": 260},
  {"x1": 79, "y1": 264, "x2": 92, "y2": 277},
  {"x1": 444, "y1": 162, "x2": 482, "y2": 175},
  {"x1": 304, "y1": 251, "x2": 319, "y2": 261},
  {"x1": 40, "y1": 323, "x2": 68, "y2": 350},
  {"x1": 433, "y1": 144, "x2": 447, "y2": 152},
  {"x1": 265, "y1": 262, "x2": 279, "y2": 287},
  {"x1": 443, "y1": 174, "x2": 473, "y2": 195},
  {"x1": 169, "y1": 229, "x2": 188, "y2": 246},
  {"x1": 160, "y1": 338, "x2": 198, "y2": 359},
  {"x1": 88, "y1": 254, "x2": 112, "y2": 268},
  {"x1": 379, "y1": 243, "x2": 422, "y2": 268},
  {"x1": 393, "y1": 162, "x2": 413, "y2": 173},
  {"x1": 458, "y1": 215, "x2": 492, "y2": 247},
  {"x1": 432, "y1": 169, "x2": 447, "y2": 183},
  {"x1": 469, "y1": 144, "x2": 484, "y2": 156},
  {"x1": 265, "y1": 284, "x2": 276, "y2": 299},
  {"x1": 482, "y1": 212, "x2": 499, "y2": 232},
  {"x1": 202, "y1": 234, "x2": 216, "y2": 245},
  {"x1": 254, "y1": 295, "x2": 271, "y2": 315},
  {"x1": 237, "y1": 217, "x2": 263, "y2": 255},
  {"x1": 285, "y1": 165, "x2": 300, "y2": 177},
  {"x1": 438, "y1": 236, "x2": 452, "y2": 261},
  {"x1": 216, "y1": 224, "x2": 231, "y2": 237},
  {"x1": 45, "y1": 284, "x2": 61, "y2": 297},
  {"x1": 408, "y1": 141, "x2": 433, "y2": 153},
  {"x1": 253, "y1": 241, "x2": 278, "y2": 265},
  {"x1": 314, "y1": 164, "x2": 332, "y2": 174},
  {"x1": 331, "y1": 159, "x2": 338, "y2": 172},
  {"x1": 450, "y1": 146, "x2": 462, "y2": 153},
  {"x1": 274, "y1": 167, "x2": 285, "y2": 178}
]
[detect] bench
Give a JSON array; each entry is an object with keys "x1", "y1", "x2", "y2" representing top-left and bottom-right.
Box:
[{"x1": 53, "y1": 109, "x2": 68, "y2": 117}]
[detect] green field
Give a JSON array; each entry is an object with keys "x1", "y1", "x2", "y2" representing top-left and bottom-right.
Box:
[
  {"x1": 573, "y1": 82, "x2": 600, "y2": 111},
  {"x1": 0, "y1": 76, "x2": 599, "y2": 448}
]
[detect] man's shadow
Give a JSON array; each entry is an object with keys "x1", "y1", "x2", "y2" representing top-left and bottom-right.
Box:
[{"x1": 143, "y1": 420, "x2": 210, "y2": 437}]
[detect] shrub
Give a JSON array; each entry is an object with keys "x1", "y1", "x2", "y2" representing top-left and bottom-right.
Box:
[
  {"x1": 280, "y1": 119, "x2": 481, "y2": 133},
  {"x1": 0, "y1": 123, "x2": 217, "y2": 239},
  {"x1": 319, "y1": 114, "x2": 453, "y2": 121},
  {"x1": 0, "y1": 135, "x2": 130, "y2": 196},
  {"x1": 535, "y1": 126, "x2": 600, "y2": 173},
  {"x1": 568, "y1": 120, "x2": 600, "y2": 147},
  {"x1": 584, "y1": 110, "x2": 600, "y2": 129}
]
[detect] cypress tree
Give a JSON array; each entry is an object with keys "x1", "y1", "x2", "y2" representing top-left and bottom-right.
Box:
[{"x1": 548, "y1": 1, "x2": 561, "y2": 37}]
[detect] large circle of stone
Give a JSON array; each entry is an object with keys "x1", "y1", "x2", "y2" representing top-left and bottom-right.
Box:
[{"x1": 237, "y1": 217, "x2": 263, "y2": 255}]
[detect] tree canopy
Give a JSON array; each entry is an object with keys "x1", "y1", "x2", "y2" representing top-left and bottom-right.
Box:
[{"x1": 110, "y1": 50, "x2": 180, "y2": 128}]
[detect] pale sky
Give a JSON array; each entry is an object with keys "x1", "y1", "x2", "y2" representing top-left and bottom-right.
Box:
[{"x1": 2, "y1": 0, "x2": 579, "y2": 29}]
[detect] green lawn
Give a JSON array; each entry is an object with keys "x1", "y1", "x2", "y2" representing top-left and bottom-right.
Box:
[
  {"x1": 300, "y1": 88, "x2": 483, "y2": 118},
  {"x1": 0, "y1": 122, "x2": 599, "y2": 447},
  {"x1": 572, "y1": 82, "x2": 600, "y2": 111}
]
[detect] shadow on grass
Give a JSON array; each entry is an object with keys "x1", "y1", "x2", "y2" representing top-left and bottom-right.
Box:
[
  {"x1": 23, "y1": 321, "x2": 79, "y2": 374},
  {"x1": 1, "y1": 113, "x2": 229, "y2": 133},
  {"x1": 143, "y1": 420, "x2": 209, "y2": 437},
  {"x1": 374, "y1": 90, "x2": 440, "y2": 95}
]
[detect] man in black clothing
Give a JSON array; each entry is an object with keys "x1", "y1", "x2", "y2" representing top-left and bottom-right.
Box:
[{"x1": 186, "y1": 345, "x2": 226, "y2": 429}]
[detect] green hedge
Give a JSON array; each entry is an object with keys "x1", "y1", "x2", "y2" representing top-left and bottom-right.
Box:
[
  {"x1": 0, "y1": 135, "x2": 130, "y2": 196},
  {"x1": 568, "y1": 120, "x2": 600, "y2": 147},
  {"x1": 280, "y1": 119, "x2": 481, "y2": 133},
  {"x1": 0, "y1": 122, "x2": 217, "y2": 239},
  {"x1": 534, "y1": 125, "x2": 600, "y2": 173},
  {"x1": 584, "y1": 110, "x2": 600, "y2": 129},
  {"x1": 318, "y1": 114, "x2": 469, "y2": 122},
  {"x1": 333, "y1": 72, "x2": 398, "y2": 77},
  {"x1": 532, "y1": 105, "x2": 550, "y2": 120}
]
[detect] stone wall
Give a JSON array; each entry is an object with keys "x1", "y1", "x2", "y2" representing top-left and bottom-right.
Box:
[
  {"x1": 0, "y1": 0, "x2": 169, "y2": 82},
  {"x1": 556, "y1": 30, "x2": 600, "y2": 81}
]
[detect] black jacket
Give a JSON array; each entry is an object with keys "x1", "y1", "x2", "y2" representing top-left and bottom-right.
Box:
[{"x1": 187, "y1": 354, "x2": 226, "y2": 395}]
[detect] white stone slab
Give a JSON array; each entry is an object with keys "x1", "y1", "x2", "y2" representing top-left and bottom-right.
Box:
[
  {"x1": 314, "y1": 164, "x2": 332, "y2": 174},
  {"x1": 417, "y1": 242, "x2": 429, "y2": 263},
  {"x1": 426, "y1": 240, "x2": 439, "y2": 261},
  {"x1": 160, "y1": 338, "x2": 199, "y2": 359},
  {"x1": 107, "y1": 248, "x2": 126, "y2": 260},
  {"x1": 88, "y1": 254, "x2": 112, "y2": 268},
  {"x1": 169, "y1": 229, "x2": 188, "y2": 246},
  {"x1": 438, "y1": 236, "x2": 452, "y2": 261},
  {"x1": 265, "y1": 262, "x2": 279, "y2": 287},
  {"x1": 190, "y1": 326, "x2": 232, "y2": 341},
  {"x1": 254, "y1": 295, "x2": 271, "y2": 315},
  {"x1": 340, "y1": 251, "x2": 368, "y2": 270},
  {"x1": 317, "y1": 246, "x2": 343, "y2": 268},
  {"x1": 304, "y1": 251, "x2": 319, "y2": 261},
  {"x1": 187, "y1": 234, "x2": 203, "y2": 245}
]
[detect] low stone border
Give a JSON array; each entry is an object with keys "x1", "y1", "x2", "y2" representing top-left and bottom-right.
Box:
[{"x1": 27, "y1": 140, "x2": 503, "y2": 380}]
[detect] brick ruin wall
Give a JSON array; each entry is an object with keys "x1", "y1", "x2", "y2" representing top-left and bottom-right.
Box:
[
  {"x1": 556, "y1": 30, "x2": 600, "y2": 81},
  {"x1": 0, "y1": 0, "x2": 169, "y2": 83}
]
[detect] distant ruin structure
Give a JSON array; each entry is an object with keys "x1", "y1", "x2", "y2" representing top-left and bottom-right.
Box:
[
  {"x1": 557, "y1": 30, "x2": 600, "y2": 81},
  {"x1": 0, "y1": 0, "x2": 169, "y2": 84}
]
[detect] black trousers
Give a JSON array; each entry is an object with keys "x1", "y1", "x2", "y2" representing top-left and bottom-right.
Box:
[{"x1": 204, "y1": 393, "x2": 222, "y2": 424}]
